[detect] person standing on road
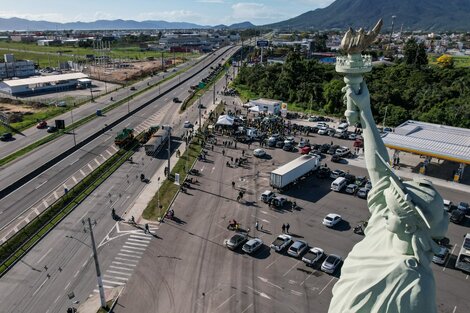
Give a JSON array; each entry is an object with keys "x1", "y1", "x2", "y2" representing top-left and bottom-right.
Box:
[
  {"x1": 222, "y1": 149, "x2": 225, "y2": 156},
  {"x1": 282, "y1": 224, "x2": 286, "y2": 233},
  {"x1": 286, "y1": 223, "x2": 290, "y2": 234},
  {"x1": 232, "y1": 181, "x2": 235, "y2": 189},
  {"x1": 145, "y1": 223, "x2": 149, "y2": 234},
  {"x1": 255, "y1": 221, "x2": 259, "y2": 230}
]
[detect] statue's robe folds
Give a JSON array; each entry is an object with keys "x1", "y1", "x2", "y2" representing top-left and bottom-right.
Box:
[{"x1": 328, "y1": 176, "x2": 436, "y2": 313}]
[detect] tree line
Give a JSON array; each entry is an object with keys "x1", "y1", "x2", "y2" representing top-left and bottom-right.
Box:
[{"x1": 233, "y1": 41, "x2": 470, "y2": 128}]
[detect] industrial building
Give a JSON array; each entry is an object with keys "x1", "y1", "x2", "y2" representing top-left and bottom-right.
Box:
[
  {"x1": 382, "y1": 120, "x2": 469, "y2": 182},
  {"x1": 0, "y1": 73, "x2": 89, "y2": 96},
  {"x1": 0, "y1": 54, "x2": 35, "y2": 79}
]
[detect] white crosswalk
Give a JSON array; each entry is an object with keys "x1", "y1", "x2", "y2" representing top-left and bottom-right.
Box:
[{"x1": 94, "y1": 232, "x2": 153, "y2": 293}]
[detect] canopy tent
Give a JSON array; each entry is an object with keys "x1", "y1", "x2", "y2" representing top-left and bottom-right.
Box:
[
  {"x1": 248, "y1": 105, "x2": 261, "y2": 112},
  {"x1": 243, "y1": 102, "x2": 255, "y2": 108},
  {"x1": 216, "y1": 115, "x2": 235, "y2": 126}
]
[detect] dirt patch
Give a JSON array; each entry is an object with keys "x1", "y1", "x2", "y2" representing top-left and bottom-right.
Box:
[
  {"x1": 0, "y1": 102, "x2": 40, "y2": 114},
  {"x1": 85, "y1": 58, "x2": 184, "y2": 83}
]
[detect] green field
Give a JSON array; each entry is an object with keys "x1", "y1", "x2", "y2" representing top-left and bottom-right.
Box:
[{"x1": 0, "y1": 41, "x2": 200, "y2": 68}]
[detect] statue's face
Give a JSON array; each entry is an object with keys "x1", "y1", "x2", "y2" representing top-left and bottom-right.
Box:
[{"x1": 383, "y1": 186, "x2": 415, "y2": 235}]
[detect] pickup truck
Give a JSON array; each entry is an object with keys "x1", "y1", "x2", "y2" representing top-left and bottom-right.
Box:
[
  {"x1": 302, "y1": 247, "x2": 324, "y2": 266},
  {"x1": 270, "y1": 234, "x2": 292, "y2": 252}
]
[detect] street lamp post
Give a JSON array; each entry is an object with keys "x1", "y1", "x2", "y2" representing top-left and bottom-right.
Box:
[{"x1": 70, "y1": 104, "x2": 76, "y2": 146}]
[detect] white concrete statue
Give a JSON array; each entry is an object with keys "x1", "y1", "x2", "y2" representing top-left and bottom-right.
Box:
[{"x1": 329, "y1": 22, "x2": 449, "y2": 313}]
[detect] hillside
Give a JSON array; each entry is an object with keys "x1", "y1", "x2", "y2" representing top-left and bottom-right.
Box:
[{"x1": 265, "y1": 0, "x2": 470, "y2": 31}]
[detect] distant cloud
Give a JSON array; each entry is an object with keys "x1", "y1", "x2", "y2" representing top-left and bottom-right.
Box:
[
  {"x1": 138, "y1": 10, "x2": 202, "y2": 22},
  {"x1": 196, "y1": 0, "x2": 225, "y2": 3},
  {"x1": 231, "y1": 2, "x2": 288, "y2": 22}
]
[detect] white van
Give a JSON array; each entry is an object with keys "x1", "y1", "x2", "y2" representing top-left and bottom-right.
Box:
[
  {"x1": 331, "y1": 177, "x2": 347, "y2": 192},
  {"x1": 337, "y1": 122, "x2": 349, "y2": 132}
]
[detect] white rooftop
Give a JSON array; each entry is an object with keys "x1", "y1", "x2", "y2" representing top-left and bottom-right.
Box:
[
  {"x1": 382, "y1": 120, "x2": 470, "y2": 164},
  {"x1": 2, "y1": 73, "x2": 88, "y2": 87},
  {"x1": 249, "y1": 98, "x2": 281, "y2": 106}
]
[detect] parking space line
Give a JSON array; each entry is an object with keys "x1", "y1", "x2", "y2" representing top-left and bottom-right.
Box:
[
  {"x1": 63, "y1": 183, "x2": 68, "y2": 190},
  {"x1": 53, "y1": 191, "x2": 58, "y2": 199},
  {"x1": 80, "y1": 169, "x2": 86, "y2": 176},
  {"x1": 241, "y1": 304, "x2": 253, "y2": 313},
  {"x1": 106, "y1": 150, "x2": 113, "y2": 157},
  {"x1": 43, "y1": 200, "x2": 48, "y2": 208},
  {"x1": 443, "y1": 244, "x2": 457, "y2": 271},
  {"x1": 283, "y1": 260, "x2": 301, "y2": 277},
  {"x1": 87, "y1": 164, "x2": 94, "y2": 171},
  {"x1": 34, "y1": 208, "x2": 40, "y2": 215},
  {"x1": 210, "y1": 231, "x2": 227, "y2": 241},
  {"x1": 72, "y1": 176, "x2": 78, "y2": 184},
  {"x1": 95, "y1": 159, "x2": 101, "y2": 166},
  {"x1": 452, "y1": 306, "x2": 457, "y2": 313},
  {"x1": 251, "y1": 216, "x2": 270, "y2": 224},
  {"x1": 290, "y1": 290, "x2": 303, "y2": 296},
  {"x1": 214, "y1": 294, "x2": 236, "y2": 311},
  {"x1": 265, "y1": 255, "x2": 282, "y2": 269},
  {"x1": 300, "y1": 270, "x2": 316, "y2": 286},
  {"x1": 258, "y1": 276, "x2": 282, "y2": 290},
  {"x1": 112, "y1": 145, "x2": 119, "y2": 152},
  {"x1": 260, "y1": 210, "x2": 279, "y2": 219},
  {"x1": 319, "y1": 277, "x2": 336, "y2": 295}
]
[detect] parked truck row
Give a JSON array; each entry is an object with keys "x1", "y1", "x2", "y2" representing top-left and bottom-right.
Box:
[
  {"x1": 144, "y1": 125, "x2": 170, "y2": 155},
  {"x1": 270, "y1": 155, "x2": 320, "y2": 190}
]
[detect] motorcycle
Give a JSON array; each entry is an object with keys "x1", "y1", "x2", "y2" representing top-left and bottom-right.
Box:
[
  {"x1": 227, "y1": 222, "x2": 240, "y2": 231},
  {"x1": 189, "y1": 169, "x2": 199, "y2": 175},
  {"x1": 353, "y1": 221, "x2": 368, "y2": 235}
]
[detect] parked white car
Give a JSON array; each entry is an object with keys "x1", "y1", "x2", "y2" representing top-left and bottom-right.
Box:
[
  {"x1": 287, "y1": 240, "x2": 308, "y2": 258},
  {"x1": 335, "y1": 147, "x2": 350, "y2": 157},
  {"x1": 253, "y1": 148, "x2": 266, "y2": 158},
  {"x1": 302, "y1": 247, "x2": 324, "y2": 266},
  {"x1": 242, "y1": 238, "x2": 263, "y2": 254},
  {"x1": 321, "y1": 254, "x2": 342, "y2": 274},
  {"x1": 322, "y1": 213, "x2": 342, "y2": 227},
  {"x1": 270, "y1": 234, "x2": 292, "y2": 252}
]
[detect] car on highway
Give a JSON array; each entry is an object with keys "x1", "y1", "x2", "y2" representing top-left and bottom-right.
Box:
[
  {"x1": 242, "y1": 238, "x2": 263, "y2": 254},
  {"x1": 173, "y1": 97, "x2": 180, "y2": 103},
  {"x1": 300, "y1": 146, "x2": 312, "y2": 154},
  {"x1": 345, "y1": 184, "x2": 358, "y2": 195},
  {"x1": 457, "y1": 202, "x2": 469, "y2": 214},
  {"x1": 357, "y1": 187, "x2": 370, "y2": 199},
  {"x1": 130, "y1": 86, "x2": 136, "y2": 91},
  {"x1": 0, "y1": 132, "x2": 13, "y2": 141},
  {"x1": 321, "y1": 254, "x2": 342, "y2": 274},
  {"x1": 330, "y1": 169, "x2": 345, "y2": 179},
  {"x1": 36, "y1": 120, "x2": 48, "y2": 129},
  {"x1": 323, "y1": 213, "x2": 342, "y2": 227},
  {"x1": 226, "y1": 233, "x2": 248, "y2": 250},
  {"x1": 450, "y1": 210, "x2": 465, "y2": 224},
  {"x1": 302, "y1": 247, "x2": 324, "y2": 266},
  {"x1": 47, "y1": 126, "x2": 57, "y2": 133},
  {"x1": 432, "y1": 246, "x2": 450, "y2": 265},
  {"x1": 270, "y1": 234, "x2": 292, "y2": 252},
  {"x1": 287, "y1": 240, "x2": 308, "y2": 258},
  {"x1": 183, "y1": 121, "x2": 193, "y2": 128},
  {"x1": 253, "y1": 148, "x2": 266, "y2": 158}
]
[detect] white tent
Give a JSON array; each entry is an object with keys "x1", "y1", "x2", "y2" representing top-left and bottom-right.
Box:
[
  {"x1": 216, "y1": 115, "x2": 235, "y2": 126},
  {"x1": 248, "y1": 105, "x2": 261, "y2": 112},
  {"x1": 243, "y1": 102, "x2": 255, "y2": 108}
]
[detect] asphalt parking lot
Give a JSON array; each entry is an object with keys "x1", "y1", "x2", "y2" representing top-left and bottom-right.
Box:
[{"x1": 114, "y1": 124, "x2": 470, "y2": 313}]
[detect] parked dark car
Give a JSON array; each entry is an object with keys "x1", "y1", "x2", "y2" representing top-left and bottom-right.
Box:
[
  {"x1": 320, "y1": 144, "x2": 331, "y2": 153},
  {"x1": 344, "y1": 174, "x2": 356, "y2": 184},
  {"x1": 331, "y1": 154, "x2": 341, "y2": 163},
  {"x1": 450, "y1": 210, "x2": 465, "y2": 224},
  {"x1": 0, "y1": 132, "x2": 13, "y2": 141},
  {"x1": 275, "y1": 140, "x2": 285, "y2": 148},
  {"x1": 283, "y1": 142, "x2": 294, "y2": 151},
  {"x1": 317, "y1": 167, "x2": 331, "y2": 178},
  {"x1": 327, "y1": 145, "x2": 340, "y2": 155}
]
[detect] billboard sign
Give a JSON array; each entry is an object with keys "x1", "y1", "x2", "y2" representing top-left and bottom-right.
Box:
[{"x1": 257, "y1": 40, "x2": 269, "y2": 47}]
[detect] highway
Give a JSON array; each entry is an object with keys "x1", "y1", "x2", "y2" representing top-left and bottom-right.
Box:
[
  {"x1": 0, "y1": 46, "x2": 239, "y2": 242},
  {"x1": 0, "y1": 54, "x2": 206, "y2": 160},
  {"x1": 0, "y1": 47, "x2": 239, "y2": 313}
]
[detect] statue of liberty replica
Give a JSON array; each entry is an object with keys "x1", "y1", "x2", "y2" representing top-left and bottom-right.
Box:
[{"x1": 328, "y1": 20, "x2": 449, "y2": 313}]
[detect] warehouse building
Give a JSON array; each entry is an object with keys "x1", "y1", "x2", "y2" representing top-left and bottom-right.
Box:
[{"x1": 0, "y1": 73, "x2": 89, "y2": 96}]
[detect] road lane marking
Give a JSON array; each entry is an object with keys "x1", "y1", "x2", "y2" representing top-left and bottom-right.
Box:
[
  {"x1": 290, "y1": 290, "x2": 303, "y2": 296},
  {"x1": 124, "y1": 241, "x2": 148, "y2": 247},
  {"x1": 110, "y1": 265, "x2": 133, "y2": 271},
  {"x1": 107, "y1": 270, "x2": 131, "y2": 277},
  {"x1": 80, "y1": 169, "x2": 86, "y2": 176},
  {"x1": 115, "y1": 257, "x2": 138, "y2": 263},
  {"x1": 54, "y1": 295, "x2": 61, "y2": 304},
  {"x1": 74, "y1": 270, "x2": 80, "y2": 278},
  {"x1": 106, "y1": 150, "x2": 113, "y2": 157},
  {"x1": 95, "y1": 159, "x2": 101, "y2": 166},
  {"x1": 283, "y1": 261, "x2": 301, "y2": 277},
  {"x1": 64, "y1": 281, "x2": 71, "y2": 290},
  {"x1": 129, "y1": 234, "x2": 152, "y2": 240},
  {"x1": 241, "y1": 304, "x2": 253, "y2": 313},
  {"x1": 32, "y1": 278, "x2": 48, "y2": 296},
  {"x1": 246, "y1": 286, "x2": 271, "y2": 300},
  {"x1": 258, "y1": 276, "x2": 282, "y2": 290},
  {"x1": 36, "y1": 247, "x2": 53, "y2": 264},
  {"x1": 300, "y1": 271, "x2": 316, "y2": 286},
  {"x1": 120, "y1": 249, "x2": 143, "y2": 254},
  {"x1": 35, "y1": 181, "x2": 47, "y2": 190},
  {"x1": 63, "y1": 183, "x2": 68, "y2": 190},
  {"x1": 443, "y1": 244, "x2": 457, "y2": 272},
  {"x1": 319, "y1": 277, "x2": 336, "y2": 295},
  {"x1": 452, "y1": 306, "x2": 457, "y2": 313},
  {"x1": 53, "y1": 191, "x2": 58, "y2": 199},
  {"x1": 104, "y1": 275, "x2": 128, "y2": 281},
  {"x1": 112, "y1": 261, "x2": 136, "y2": 267},
  {"x1": 72, "y1": 176, "x2": 78, "y2": 184},
  {"x1": 260, "y1": 210, "x2": 279, "y2": 219},
  {"x1": 127, "y1": 238, "x2": 150, "y2": 244},
  {"x1": 214, "y1": 294, "x2": 236, "y2": 311},
  {"x1": 88, "y1": 164, "x2": 94, "y2": 171},
  {"x1": 43, "y1": 200, "x2": 49, "y2": 207},
  {"x1": 118, "y1": 253, "x2": 141, "y2": 259}
]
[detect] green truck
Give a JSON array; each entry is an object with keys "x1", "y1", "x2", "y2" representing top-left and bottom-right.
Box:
[{"x1": 114, "y1": 128, "x2": 134, "y2": 147}]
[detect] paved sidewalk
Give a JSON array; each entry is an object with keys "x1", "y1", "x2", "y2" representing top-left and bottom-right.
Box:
[{"x1": 77, "y1": 286, "x2": 124, "y2": 313}]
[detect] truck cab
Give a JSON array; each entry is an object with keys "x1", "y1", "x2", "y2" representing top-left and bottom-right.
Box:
[{"x1": 260, "y1": 190, "x2": 275, "y2": 203}]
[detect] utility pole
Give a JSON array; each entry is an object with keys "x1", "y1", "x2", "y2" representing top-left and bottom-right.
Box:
[
  {"x1": 161, "y1": 52, "x2": 165, "y2": 71},
  {"x1": 213, "y1": 82, "x2": 216, "y2": 105},
  {"x1": 198, "y1": 99, "x2": 202, "y2": 129},
  {"x1": 70, "y1": 105, "x2": 76, "y2": 146},
  {"x1": 167, "y1": 126, "x2": 171, "y2": 178},
  {"x1": 87, "y1": 218, "x2": 106, "y2": 309}
]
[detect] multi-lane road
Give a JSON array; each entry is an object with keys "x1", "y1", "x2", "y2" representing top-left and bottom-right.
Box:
[
  {"x1": 0, "y1": 46, "x2": 238, "y2": 243},
  {"x1": 0, "y1": 45, "x2": 240, "y2": 313}
]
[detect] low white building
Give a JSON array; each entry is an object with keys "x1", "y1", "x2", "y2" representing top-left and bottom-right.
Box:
[
  {"x1": 0, "y1": 73, "x2": 89, "y2": 96},
  {"x1": 248, "y1": 98, "x2": 282, "y2": 115}
]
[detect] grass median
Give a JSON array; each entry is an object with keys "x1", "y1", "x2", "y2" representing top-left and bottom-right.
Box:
[{"x1": 0, "y1": 140, "x2": 137, "y2": 277}]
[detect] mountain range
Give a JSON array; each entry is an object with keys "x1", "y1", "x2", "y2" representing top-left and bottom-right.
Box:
[
  {"x1": 266, "y1": 0, "x2": 470, "y2": 31},
  {"x1": 0, "y1": 17, "x2": 255, "y2": 31}
]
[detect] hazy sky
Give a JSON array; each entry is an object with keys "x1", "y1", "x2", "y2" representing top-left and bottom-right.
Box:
[{"x1": 0, "y1": 0, "x2": 335, "y2": 25}]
